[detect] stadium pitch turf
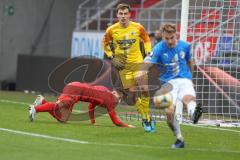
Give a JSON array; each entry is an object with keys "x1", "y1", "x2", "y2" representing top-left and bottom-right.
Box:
[{"x1": 0, "y1": 91, "x2": 240, "y2": 160}]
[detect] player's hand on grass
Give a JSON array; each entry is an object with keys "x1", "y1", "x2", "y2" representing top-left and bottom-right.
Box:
[
  {"x1": 111, "y1": 54, "x2": 127, "y2": 70},
  {"x1": 91, "y1": 123, "x2": 100, "y2": 127},
  {"x1": 127, "y1": 124, "x2": 136, "y2": 128}
]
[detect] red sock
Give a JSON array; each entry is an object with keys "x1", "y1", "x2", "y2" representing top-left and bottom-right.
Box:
[
  {"x1": 42, "y1": 99, "x2": 47, "y2": 104},
  {"x1": 35, "y1": 102, "x2": 56, "y2": 112}
]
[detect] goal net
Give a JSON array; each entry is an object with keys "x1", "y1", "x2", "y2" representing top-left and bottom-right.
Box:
[
  {"x1": 184, "y1": 0, "x2": 240, "y2": 126},
  {"x1": 115, "y1": 0, "x2": 240, "y2": 126}
]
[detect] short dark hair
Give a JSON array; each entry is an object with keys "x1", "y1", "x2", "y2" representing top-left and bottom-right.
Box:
[
  {"x1": 116, "y1": 3, "x2": 131, "y2": 12},
  {"x1": 149, "y1": 32, "x2": 155, "y2": 37}
]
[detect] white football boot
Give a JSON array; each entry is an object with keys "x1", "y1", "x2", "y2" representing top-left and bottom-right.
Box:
[
  {"x1": 33, "y1": 95, "x2": 45, "y2": 106},
  {"x1": 29, "y1": 95, "x2": 45, "y2": 122},
  {"x1": 29, "y1": 104, "x2": 36, "y2": 122}
]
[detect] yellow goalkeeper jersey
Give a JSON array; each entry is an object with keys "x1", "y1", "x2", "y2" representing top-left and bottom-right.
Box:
[{"x1": 103, "y1": 21, "x2": 151, "y2": 63}]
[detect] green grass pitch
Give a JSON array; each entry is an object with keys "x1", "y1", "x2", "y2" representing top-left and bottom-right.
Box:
[{"x1": 0, "y1": 91, "x2": 240, "y2": 160}]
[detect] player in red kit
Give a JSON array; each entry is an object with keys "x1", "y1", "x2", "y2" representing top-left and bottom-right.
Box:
[{"x1": 28, "y1": 82, "x2": 134, "y2": 128}]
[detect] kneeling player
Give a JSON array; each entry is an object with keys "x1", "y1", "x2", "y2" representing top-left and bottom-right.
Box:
[{"x1": 28, "y1": 82, "x2": 134, "y2": 128}]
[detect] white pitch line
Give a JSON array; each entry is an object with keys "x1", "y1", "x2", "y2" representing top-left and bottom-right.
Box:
[
  {"x1": 182, "y1": 123, "x2": 240, "y2": 133},
  {"x1": 0, "y1": 127, "x2": 159, "y2": 149},
  {"x1": 1, "y1": 98, "x2": 240, "y2": 134},
  {"x1": 0, "y1": 99, "x2": 29, "y2": 105},
  {"x1": 1, "y1": 127, "x2": 240, "y2": 154},
  {"x1": 126, "y1": 116, "x2": 240, "y2": 134},
  {"x1": 0, "y1": 127, "x2": 89, "y2": 144}
]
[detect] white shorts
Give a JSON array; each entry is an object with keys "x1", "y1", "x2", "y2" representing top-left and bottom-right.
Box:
[{"x1": 168, "y1": 78, "x2": 196, "y2": 106}]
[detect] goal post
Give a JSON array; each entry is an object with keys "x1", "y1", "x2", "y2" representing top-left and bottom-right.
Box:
[
  {"x1": 117, "y1": 0, "x2": 240, "y2": 126},
  {"x1": 181, "y1": 0, "x2": 240, "y2": 126},
  {"x1": 180, "y1": 0, "x2": 189, "y2": 41}
]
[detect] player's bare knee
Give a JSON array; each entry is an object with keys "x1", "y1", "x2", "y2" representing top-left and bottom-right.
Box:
[
  {"x1": 182, "y1": 95, "x2": 195, "y2": 105},
  {"x1": 123, "y1": 89, "x2": 136, "y2": 105},
  {"x1": 165, "y1": 107, "x2": 174, "y2": 121},
  {"x1": 142, "y1": 91, "x2": 149, "y2": 97}
]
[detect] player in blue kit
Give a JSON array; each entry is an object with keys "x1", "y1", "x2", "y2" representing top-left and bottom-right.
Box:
[{"x1": 144, "y1": 23, "x2": 202, "y2": 148}]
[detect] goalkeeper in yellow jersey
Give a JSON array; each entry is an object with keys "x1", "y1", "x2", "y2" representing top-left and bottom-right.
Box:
[{"x1": 102, "y1": 3, "x2": 154, "y2": 132}]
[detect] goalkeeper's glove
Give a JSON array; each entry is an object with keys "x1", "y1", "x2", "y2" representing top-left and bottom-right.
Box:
[{"x1": 109, "y1": 54, "x2": 127, "y2": 70}]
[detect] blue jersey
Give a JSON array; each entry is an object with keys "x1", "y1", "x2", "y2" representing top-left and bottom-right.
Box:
[{"x1": 150, "y1": 40, "x2": 192, "y2": 83}]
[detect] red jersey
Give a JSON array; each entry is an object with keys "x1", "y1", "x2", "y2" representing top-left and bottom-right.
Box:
[
  {"x1": 59, "y1": 82, "x2": 116, "y2": 107},
  {"x1": 57, "y1": 82, "x2": 128, "y2": 127}
]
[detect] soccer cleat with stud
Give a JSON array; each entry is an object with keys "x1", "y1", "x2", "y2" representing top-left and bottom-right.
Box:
[
  {"x1": 29, "y1": 104, "x2": 36, "y2": 122},
  {"x1": 192, "y1": 103, "x2": 203, "y2": 124},
  {"x1": 171, "y1": 139, "x2": 184, "y2": 149},
  {"x1": 142, "y1": 119, "x2": 151, "y2": 132},
  {"x1": 33, "y1": 95, "x2": 45, "y2": 106}
]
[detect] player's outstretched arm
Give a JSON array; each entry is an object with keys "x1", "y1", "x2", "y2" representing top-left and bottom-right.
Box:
[
  {"x1": 108, "y1": 110, "x2": 135, "y2": 128},
  {"x1": 88, "y1": 103, "x2": 96, "y2": 124}
]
